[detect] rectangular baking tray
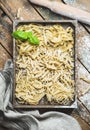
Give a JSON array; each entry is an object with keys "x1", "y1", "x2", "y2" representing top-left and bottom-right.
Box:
[{"x1": 13, "y1": 20, "x2": 77, "y2": 108}]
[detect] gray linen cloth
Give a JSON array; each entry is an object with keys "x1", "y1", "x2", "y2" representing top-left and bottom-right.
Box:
[{"x1": 0, "y1": 60, "x2": 82, "y2": 130}]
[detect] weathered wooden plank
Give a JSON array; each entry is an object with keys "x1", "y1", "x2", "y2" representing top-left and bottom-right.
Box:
[
  {"x1": 77, "y1": 24, "x2": 90, "y2": 72},
  {"x1": 77, "y1": 99, "x2": 90, "y2": 125},
  {"x1": 0, "y1": 1, "x2": 14, "y2": 21},
  {"x1": 0, "y1": 8, "x2": 3, "y2": 17},
  {"x1": 0, "y1": 17, "x2": 12, "y2": 55},
  {"x1": 80, "y1": 92, "x2": 90, "y2": 112},
  {"x1": 0, "y1": 44, "x2": 11, "y2": 69},
  {"x1": 76, "y1": 60, "x2": 90, "y2": 121},
  {"x1": 76, "y1": 60, "x2": 90, "y2": 97},
  {"x1": 71, "y1": 109, "x2": 90, "y2": 129},
  {"x1": 77, "y1": 58, "x2": 90, "y2": 111},
  {"x1": 84, "y1": 25, "x2": 90, "y2": 33},
  {"x1": 0, "y1": 0, "x2": 42, "y2": 20},
  {"x1": 0, "y1": 15, "x2": 12, "y2": 31}
]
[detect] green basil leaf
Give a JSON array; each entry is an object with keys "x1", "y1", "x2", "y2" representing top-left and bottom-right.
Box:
[
  {"x1": 12, "y1": 30, "x2": 28, "y2": 40},
  {"x1": 12, "y1": 30, "x2": 40, "y2": 45},
  {"x1": 27, "y1": 32, "x2": 40, "y2": 45}
]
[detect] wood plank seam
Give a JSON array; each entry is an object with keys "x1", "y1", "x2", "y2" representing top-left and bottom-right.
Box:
[
  {"x1": 78, "y1": 58, "x2": 90, "y2": 73},
  {"x1": 77, "y1": 99, "x2": 90, "y2": 126},
  {"x1": 80, "y1": 23, "x2": 90, "y2": 34},
  {"x1": 72, "y1": 111, "x2": 90, "y2": 127},
  {"x1": 0, "y1": 1, "x2": 14, "y2": 21},
  {"x1": 29, "y1": 2, "x2": 45, "y2": 20},
  {"x1": 0, "y1": 42, "x2": 12, "y2": 58},
  {"x1": 0, "y1": 18, "x2": 12, "y2": 33},
  {"x1": 78, "y1": 98, "x2": 90, "y2": 113}
]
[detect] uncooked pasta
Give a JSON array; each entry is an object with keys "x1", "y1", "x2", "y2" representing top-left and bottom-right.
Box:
[{"x1": 15, "y1": 23, "x2": 75, "y2": 105}]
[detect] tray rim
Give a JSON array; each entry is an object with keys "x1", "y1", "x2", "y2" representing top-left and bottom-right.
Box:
[{"x1": 13, "y1": 20, "x2": 78, "y2": 109}]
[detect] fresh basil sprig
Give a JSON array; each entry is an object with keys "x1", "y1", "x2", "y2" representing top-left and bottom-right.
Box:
[
  {"x1": 27, "y1": 32, "x2": 39, "y2": 45},
  {"x1": 12, "y1": 30, "x2": 40, "y2": 45}
]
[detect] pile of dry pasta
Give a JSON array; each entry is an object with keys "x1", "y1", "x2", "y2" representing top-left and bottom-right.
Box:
[{"x1": 15, "y1": 23, "x2": 75, "y2": 105}]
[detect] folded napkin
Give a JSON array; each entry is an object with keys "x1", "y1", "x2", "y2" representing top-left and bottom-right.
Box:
[{"x1": 0, "y1": 60, "x2": 82, "y2": 130}]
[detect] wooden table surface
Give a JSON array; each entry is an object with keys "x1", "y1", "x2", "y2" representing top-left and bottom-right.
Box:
[{"x1": 0, "y1": 0, "x2": 90, "y2": 130}]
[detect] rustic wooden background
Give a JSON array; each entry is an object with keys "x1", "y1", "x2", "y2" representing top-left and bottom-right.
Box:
[{"x1": 0, "y1": 0, "x2": 90, "y2": 130}]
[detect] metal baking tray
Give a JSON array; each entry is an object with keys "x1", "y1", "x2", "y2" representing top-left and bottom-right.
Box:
[{"x1": 13, "y1": 20, "x2": 77, "y2": 108}]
